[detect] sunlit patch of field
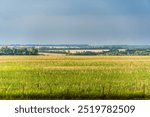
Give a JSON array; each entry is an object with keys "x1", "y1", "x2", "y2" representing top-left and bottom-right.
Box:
[{"x1": 0, "y1": 56, "x2": 150, "y2": 99}]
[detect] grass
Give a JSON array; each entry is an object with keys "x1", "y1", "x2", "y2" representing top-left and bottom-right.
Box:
[{"x1": 0, "y1": 56, "x2": 150, "y2": 99}]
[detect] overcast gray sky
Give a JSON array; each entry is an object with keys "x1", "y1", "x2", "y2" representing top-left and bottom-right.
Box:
[{"x1": 0, "y1": 0, "x2": 150, "y2": 45}]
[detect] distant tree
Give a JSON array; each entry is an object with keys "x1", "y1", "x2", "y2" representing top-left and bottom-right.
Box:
[
  {"x1": 0, "y1": 46, "x2": 13, "y2": 55},
  {"x1": 0, "y1": 46, "x2": 38, "y2": 55},
  {"x1": 29, "y1": 47, "x2": 38, "y2": 55}
]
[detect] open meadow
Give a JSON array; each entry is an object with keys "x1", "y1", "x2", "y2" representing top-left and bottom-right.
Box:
[{"x1": 0, "y1": 56, "x2": 150, "y2": 99}]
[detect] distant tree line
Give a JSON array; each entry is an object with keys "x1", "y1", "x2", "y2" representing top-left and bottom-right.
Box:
[
  {"x1": 71, "y1": 49, "x2": 150, "y2": 56},
  {"x1": 0, "y1": 46, "x2": 38, "y2": 55},
  {"x1": 100, "y1": 49, "x2": 150, "y2": 56},
  {"x1": 39, "y1": 50, "x2": 68, "y2": 54},
  {"x1": 40, "y1": 48, "x2": 150, "y2": 56}
]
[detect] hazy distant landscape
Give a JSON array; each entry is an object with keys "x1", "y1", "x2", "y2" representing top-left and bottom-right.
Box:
[{"x1": 1, "y1": 44, "x2": 150, "y2": 56}]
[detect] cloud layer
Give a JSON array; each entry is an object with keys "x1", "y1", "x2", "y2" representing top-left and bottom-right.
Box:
[{"x1": 0, "y1": 0, "x2": 150, "y2": 44}]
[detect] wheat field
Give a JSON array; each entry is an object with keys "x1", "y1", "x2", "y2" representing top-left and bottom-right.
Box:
[{"x1": 0, "y1": 56, "x2": 150, "y2": 99}]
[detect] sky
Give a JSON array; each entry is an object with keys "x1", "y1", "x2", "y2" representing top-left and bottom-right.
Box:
[{"x1": 0, "y1": 0, "x2": 150, "y2": 45}]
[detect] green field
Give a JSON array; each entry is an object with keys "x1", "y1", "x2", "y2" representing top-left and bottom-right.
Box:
[{"x1": 0, "y1": 56, "x2": 150, "y2": 99}]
